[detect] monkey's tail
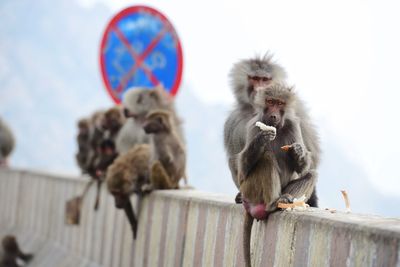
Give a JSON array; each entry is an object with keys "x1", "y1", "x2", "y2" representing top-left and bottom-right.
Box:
[
  {"x1": 94, "y1": 180, "x2": 102, "y2": 211},
  {"x1": 244, "y1": 212, "x2": 254, "y2": 267},
  {"x1": 124, "y1": 197, "x2": 138, "y2": 240}
]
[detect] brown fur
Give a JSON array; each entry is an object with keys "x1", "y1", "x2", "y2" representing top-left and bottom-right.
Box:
[
  {"x1": 237, "y1": 84, "x2": 318, "y2": 267},
  {"x1": 0, "y1": 117, "x2": 15, "y2": 166},
  {"x1": 143, "y1": 110, "x2": 187, "y2": 188},
  {"x1": 106, "y1": 144, "x2": 151, "y2": 239},
  {"x1": 75, "y1": 118, "x2": 91, "y2": 173},
  {"x1": 0, "y1": 235, "x2": 33, "y2": 267}
]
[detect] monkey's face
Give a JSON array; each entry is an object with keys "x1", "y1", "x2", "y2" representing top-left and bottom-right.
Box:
[
  {"x1": 247, "y1": 76, "x2": 273, "y2": 103},
  {"x1": 124, "y1": 90, "x2": 165, "y2": 119},
  {"x1": 143, "y1": 116, "x2": 168, "y2": 134},
  {"x1": 263, "y1": 98, "x2": 286, "y2": 128}
]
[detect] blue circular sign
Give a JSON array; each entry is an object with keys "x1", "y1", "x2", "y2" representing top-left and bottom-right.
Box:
[{"x1": 100, "y1": 6, "x2": 183, "y2": 104}]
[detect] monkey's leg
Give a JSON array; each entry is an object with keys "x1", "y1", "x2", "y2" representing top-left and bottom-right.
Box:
[
  {"x1": 150, "y1": 161, "x2": 176, "y2": 189},
  {"x1": 243, "y1": 212, "x2": 254, "y2": 267},
  {"x1": 94, "y1": 180, "x2": 102, "y2": 211},
  {"x1": 280, "y1": 170, "x2": 317, "y2": 203},
  {"x1": 124, "y1": 197, "x2": 138, "y2": 240}
]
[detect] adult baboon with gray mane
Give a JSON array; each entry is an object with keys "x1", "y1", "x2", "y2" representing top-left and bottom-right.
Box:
[{"x1": 224, "y1": 53, "x2": 320, "y2": 206}]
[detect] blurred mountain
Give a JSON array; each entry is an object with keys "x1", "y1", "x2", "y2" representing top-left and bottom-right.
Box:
[{"x1": 0, "y1": 0, "x2": 398, "y2": 217}]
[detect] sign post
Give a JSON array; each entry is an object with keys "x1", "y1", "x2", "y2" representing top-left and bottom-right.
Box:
[{"x1": 100, "y1": 6, "x2": 183, "y2": 104}]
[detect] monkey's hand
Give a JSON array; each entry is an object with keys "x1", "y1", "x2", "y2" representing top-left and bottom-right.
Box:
[
  {"x1": 287, "y1": 143, "x2": 311, "y2": 173},
  {"x1": 288, "y1": 143, "x2": 305, "y2": 159},
  {"x1": 272, "y1": 193, "x2": 294, "y2": 210},
  {"x1": 255, "y1": 122, "x2": 276, "y2": 141}
]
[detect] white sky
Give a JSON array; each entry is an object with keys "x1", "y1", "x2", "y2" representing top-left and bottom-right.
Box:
[{"x1": 78, "y1": 0, "x2": 400, "y2": 197}]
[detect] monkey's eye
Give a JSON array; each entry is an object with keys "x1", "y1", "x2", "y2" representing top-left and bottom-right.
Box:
[
  {"x1": 277, "y1": 101, "x2": 285, "y2": 106},
  {"x1": 262, "y1": 77, "x2": 271, "y2": 82},
  {"x1": 252, "y1": 76, "x2": 260, "y2": 81},
  {"x1": 266, "y1": 99, "x2": 274, "y2": 105}
]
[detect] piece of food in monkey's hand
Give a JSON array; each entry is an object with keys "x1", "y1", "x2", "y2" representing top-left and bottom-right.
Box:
[
  {"x1": 278, "y1": 195, "x2": 309, "y2": 211},
  {"x1": 277, "y1": 201, "x2": 306, "y2": 209},
  {"x1": 255, "y1": 121, "x2": 276, "y2": 133},
  {"x1": 281, "y1": 145, "x2": 291, "y2": 152}
]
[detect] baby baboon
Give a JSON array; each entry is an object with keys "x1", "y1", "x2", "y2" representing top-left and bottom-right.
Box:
[
  {"x1": 75, "y1": 118, "x2": 91, "y2": 173},
  {"x1": 116, "y1": 86, "x2": 184, "y2": 154},
  {"x1": 106, "y1": 144, "x2": 152, "y2": 239},
  {"x1": 0, "y1": 117, "x2": 15, "y2": 167},
  {"x1": 238, "y1": 84, "x2": 318, "y2": 267},
  {"x1": 0, "y1": 235, "x2": 33, "y2": 267},
  {"x1": 224, "y1": 54, "x2": 320, "y2": 206},
  {"x1": 143, "y1": 110, "x2": 187, "y2": 189}
]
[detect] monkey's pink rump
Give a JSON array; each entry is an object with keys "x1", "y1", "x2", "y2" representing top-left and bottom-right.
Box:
[{"x1": 242, "y1": 199, "x2": 268, "y2": 220}]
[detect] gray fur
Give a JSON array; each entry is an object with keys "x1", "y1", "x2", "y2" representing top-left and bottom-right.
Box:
[
  {"x1": 0, "y1": 117, "x2": 15, "y2": 162},
  {"x1": 116, "y1": 86, "x2": 184, "y2": 154},
  {"x1": 230, "y1": 53, "x2": 287, "y2": 105},
  {"x1": 238, "y1": 84, "x2": 318, "y2": 267},
  {"x1": 224, "y1": 54, "x2": 320, "y2": 188}
]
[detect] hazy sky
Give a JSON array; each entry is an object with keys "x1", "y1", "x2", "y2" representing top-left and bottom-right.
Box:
[{"x1": 78, "y1": 0, "x2": 400, "y2": 196}]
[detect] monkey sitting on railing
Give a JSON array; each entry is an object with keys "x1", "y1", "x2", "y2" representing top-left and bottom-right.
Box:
[{"x1": 0, "y1": 235, "x2": 33, "y2": 267}]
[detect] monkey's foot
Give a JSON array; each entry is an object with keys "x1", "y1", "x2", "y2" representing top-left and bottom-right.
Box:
[{"x1": 235, "y1": 192, "x2": 243, "y2": 204}]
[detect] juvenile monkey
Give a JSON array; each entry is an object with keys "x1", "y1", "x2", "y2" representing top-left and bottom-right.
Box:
[
  {"x1": 0, "y1": 117, "x2": 15, "y2": 167},
  {"x1": 116, "y1": 86, "x2": 184, "y2": 154},
  {"x1": 238, "y1": 84, "x2": 317, "y2": 267},
  {"x1": 0, "y1": 235, "x2": 33, "y2": 267},
  {"x1": 224, "y1": 54, "x2": 320, "y2": 206},
  {"x1": 143, "y1": 110, "x2": 187, "y2": 189},
  {"x1": 106, "y1": 144, "x2": 152, "y2": 239},
  {"x1": 94, "y1": 107, "x2": 125, "y2": 175}
]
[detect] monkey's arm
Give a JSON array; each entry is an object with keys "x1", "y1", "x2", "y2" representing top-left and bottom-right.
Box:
[
  {"x1": 238, "y1": 129, "x2": 271, "y2": 181},
  {"x1": 287, "y1": 142, "x2": 312, "y2": 174}
]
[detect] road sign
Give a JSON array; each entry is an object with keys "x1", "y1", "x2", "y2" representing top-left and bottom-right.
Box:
[{"x1": 100, "y1": 6, "x2": 183, "y2": 104}]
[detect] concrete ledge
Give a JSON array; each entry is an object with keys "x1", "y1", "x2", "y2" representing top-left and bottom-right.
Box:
[{"x1": 0, "y1": 168, "x2": 399, "y2": 267}]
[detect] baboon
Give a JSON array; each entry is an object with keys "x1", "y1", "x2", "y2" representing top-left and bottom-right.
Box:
[
  {"x1": 116, "y1": 86, "x2": 183, "y2": 154},
  {"x1": 143, "y1": 110, "x2": 187, "y2": 189},
  {"x1": 237, "y1": 84, "x2": 318, "y2": 267},
  {"x1": 224, "y1": 54, "x2": 320, "y2": 206},
  {"x1": 75, "y1": 118, "x2": 91, "y2": 173},
  {"x1": 94, "y1": 107, "x2": 125, "y2": 176},
  {"x1": 106, "y1": 144, "x2": 152, "y2": 239},
  {"x1": 0, "y1": 117, "x2": 15, "y2": 167},
  {"x1": 0, "y1": 235, "x2": 33, "y2": 267}
]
